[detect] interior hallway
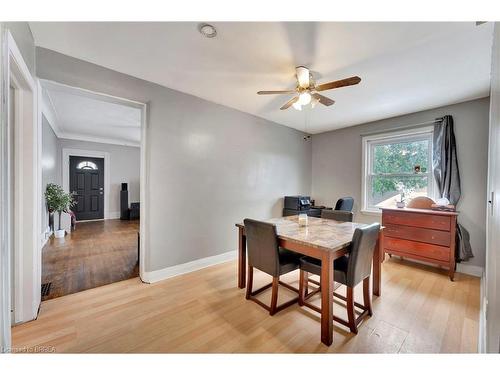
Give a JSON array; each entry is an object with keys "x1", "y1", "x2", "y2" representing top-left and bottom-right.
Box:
[
  {"x1": 41, "y1": 219, "x2": 139, "y2": 300},
  {"x1": 15, "y1": 256, "x2": 479, "y2": 353}
]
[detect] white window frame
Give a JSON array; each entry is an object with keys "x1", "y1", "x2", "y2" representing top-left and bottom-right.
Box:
[{"x1": 361, "y1": 126, "x2": 436, "y2": 214}]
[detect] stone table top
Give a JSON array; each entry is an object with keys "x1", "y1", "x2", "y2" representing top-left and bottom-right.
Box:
[{"x1": 236, "y1": 215, "x2": 371, "y2": 252}]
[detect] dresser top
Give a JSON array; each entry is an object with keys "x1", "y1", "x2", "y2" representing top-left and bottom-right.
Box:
[{"x1": 380, "y1": 207, "x2": 459, "y2": 216}]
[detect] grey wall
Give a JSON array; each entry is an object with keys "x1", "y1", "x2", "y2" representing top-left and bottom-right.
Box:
[
  {"x1": 35, "y1": 47, "x2": 312, "y2": 272},
  {"x1": 58, "y1": 139, "x2": 140, "y2": 217},
  {"x1": 312, "y1": 97, "x2": 490, "y2": 268},
  {"x1": 41, "y1": 115, "x2": 62, "y2": 232}
]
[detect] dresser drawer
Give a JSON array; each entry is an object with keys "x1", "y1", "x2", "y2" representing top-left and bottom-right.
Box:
[
  {"x1": 383, "y1": 211, "x2": 451, "y2": 231},
  {"x1": 383, "y1": 237, "x2": 450, "y2": 262},
  {"x1": 384, "y1": 224, "x2": 451, "y2": 247}
]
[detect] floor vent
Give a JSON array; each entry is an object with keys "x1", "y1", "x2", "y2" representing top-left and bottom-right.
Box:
[{"x1": 41, "y1": 282, "x2": 52, "y2": 297}]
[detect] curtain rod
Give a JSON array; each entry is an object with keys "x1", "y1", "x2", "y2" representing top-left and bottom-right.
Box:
[{"x1": 360, "y1": 117, "x2": 444, "y2": 137}]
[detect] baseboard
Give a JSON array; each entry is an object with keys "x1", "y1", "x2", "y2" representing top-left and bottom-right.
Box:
[
  {"x1": 107, "y1": 211, "x2": 121, "y2": 219},
  {"x1": 456, "y1": 263, "x2": 484, "y2": 278},
  {"x1": 142, "y1": 250, "x2": 237, "y2": 284},
  {"x1": 40, "y1": 232, "x2": 49, "y2": 248}
]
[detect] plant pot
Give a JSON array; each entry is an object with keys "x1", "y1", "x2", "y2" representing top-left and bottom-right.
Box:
[
  {"x1": 48, "y1": 211, "x2": 55, "y2": 233},
  {"x1": 396, "y1": 201, "x2": 405, "y2": 208},
  {"x1": 54, "y1": 229, "x2": 65, "y2": 238}
]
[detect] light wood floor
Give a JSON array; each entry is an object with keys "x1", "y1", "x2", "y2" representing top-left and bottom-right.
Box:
[
  {"x1": 42, "y1": 219, "x2": 139, "y2": 300},
  {"x1": 13, "y1": 256, "x2": 479, "y2": 353}
]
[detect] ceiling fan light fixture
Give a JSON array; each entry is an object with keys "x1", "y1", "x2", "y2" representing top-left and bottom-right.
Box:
[
  {"x1": 298, "y1": 92, "x2": 311, "y2": 105},
  {"x1": 292, "y1": 102, "x2": 302, "y2": 111}
]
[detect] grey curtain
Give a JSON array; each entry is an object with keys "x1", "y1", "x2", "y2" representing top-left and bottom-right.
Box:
[
  {"x1": 432, "y1": 115, "x2": 473, "y2": 262},
  {"x1": 433, "y1": 115, "x2": 461, "y2": 204}
]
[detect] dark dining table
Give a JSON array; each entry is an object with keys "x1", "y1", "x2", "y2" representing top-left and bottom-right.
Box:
[{"x1": 235, "y1": 215, "x2": 383, "y2": 346}]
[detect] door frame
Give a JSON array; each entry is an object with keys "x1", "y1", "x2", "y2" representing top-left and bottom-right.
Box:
[
  {"x1": 63, "y1": 149, "x2": 110, "y2": 220},
  {"x1": 1, "y1": 29, "x2": 40, "y2": 351}
]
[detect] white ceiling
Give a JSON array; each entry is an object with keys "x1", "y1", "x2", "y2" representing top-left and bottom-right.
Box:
[
  {"x1": 30, "y1": 22, "x2": 494, "y2": 134},
  {"x1": 41, "y1": 80, "x2": 141, "y2": 146}
]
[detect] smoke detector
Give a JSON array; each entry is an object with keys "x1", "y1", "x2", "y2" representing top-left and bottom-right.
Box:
[{"x1": 198, "y1": 23, "x2": 217, "y2": 38}]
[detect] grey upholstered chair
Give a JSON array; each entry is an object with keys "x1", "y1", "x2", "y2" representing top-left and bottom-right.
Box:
[
  {"x1": 321, "y1": 209, "x2": 353, "y2": 222},
  {"x1": 298, "y1": 223, "x2": 380, "y2": 333},
  {"x1": 243, "y1": 219, "x2": 301, "y2": 315},
  {"x1": 334, "y1": 197, "x2": 354, "y2": 212}
]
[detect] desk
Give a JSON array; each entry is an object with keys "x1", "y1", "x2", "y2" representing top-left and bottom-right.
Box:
[{"x1": 235, "y1": 215, "x2": 383, "y2": 346}]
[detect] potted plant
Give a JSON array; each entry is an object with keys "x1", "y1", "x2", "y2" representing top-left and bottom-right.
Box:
[
  {"x1": 45, "y1": 183, "x2": 75, "y2": 238},
  {"x1": 395, "y1": 182, "x2": 414, "y2": 208}
]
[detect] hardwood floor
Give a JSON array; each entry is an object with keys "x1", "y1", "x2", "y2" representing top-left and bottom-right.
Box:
[
  {"x1": 41, "y1": 219, "x2": 139, "y2": 300},
  {"x1": 14, "y1": 256, "x2": 479, "y2": 353}
]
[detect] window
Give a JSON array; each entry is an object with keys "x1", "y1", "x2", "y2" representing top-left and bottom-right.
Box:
[
  {"x1": 76, "y1": 161, "x2": 98, "y2": 170},
  {"x1": 362, "y1": 127, "x2": 435, "y2": 213}
]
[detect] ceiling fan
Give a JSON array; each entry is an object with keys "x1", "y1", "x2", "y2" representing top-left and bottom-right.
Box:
[{"x1": 257, "y1": 66, "x2": 361, "y2": 111}]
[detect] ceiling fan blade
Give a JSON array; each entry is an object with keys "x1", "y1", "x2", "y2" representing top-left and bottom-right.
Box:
[
  {"x1": 280, "y1": 96, "x2": 299, "y2": 110},
  {"x1": 312, "y1": 93, "x2": 335, "y2": 106},
  {"x1": 296, "y1": 66, "x2": 310, "y2": 88},
  {"x1": 315, "y1": 76, "x2": 361, "y2": 92},
  {"x1": 257, "y1": 90, "x2": 296, "y2": 95}
]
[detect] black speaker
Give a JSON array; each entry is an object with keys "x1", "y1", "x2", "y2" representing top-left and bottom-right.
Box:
[{"x1": 120, "y1": 183, "x2": 129, "y2": 220}]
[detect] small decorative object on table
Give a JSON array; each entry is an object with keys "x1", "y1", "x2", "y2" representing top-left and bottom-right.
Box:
[
  {"x1": 431, "y1": 197, "x2": 456, "y2": 212},
  {"x1": 298, "y1": 213, "x2": 308, "y2": 227},
  {"x1": 395, "y1": 182, "x2": 415, "y2": 209}
]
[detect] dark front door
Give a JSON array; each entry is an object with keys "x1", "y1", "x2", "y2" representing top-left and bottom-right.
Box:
[{"x1": 69, "y1": 156, "x2": 105, "y2": 221}]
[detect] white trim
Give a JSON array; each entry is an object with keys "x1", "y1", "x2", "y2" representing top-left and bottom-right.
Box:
[
  {"x1": 389, "y1": 255, "x2": 484, "y2": 278},
  {"x1": 39, "y1": 79, "x2": 141, "y2": 147},
  {"x1": 58, "y1": 133, "x2": 140, "y2": 148},
  {"x1": 142, "y1": 251, "x2": 237, "y2": 284},
  {"x1": 1, "y1": 30, "x2": 40, "y2": 336},
  {"x1": 62, "y1": 148, "x2": 110, "y2": 220},
  {"x1": 361, "y1": 126, "x2": 435, "y2": 213},
  {"x1": 456, "y1": 263, "x2": 485, "y2": 278}
]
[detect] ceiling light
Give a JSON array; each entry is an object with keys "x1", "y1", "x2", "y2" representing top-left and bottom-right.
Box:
[
  {"x1": 198, "y1": 23, "x2": 217, "y2": 38},
  {"x1": 298, "y1": 92, "x2": 311, "y2": 105},
  {"x1": 292, "y1": 102, "x2": 302, "y2": 111}
]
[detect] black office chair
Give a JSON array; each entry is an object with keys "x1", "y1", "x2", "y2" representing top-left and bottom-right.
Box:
[
  {"x1": 244, "y1": 219, "x2": 301, "y2": 315},
  {"x1": 321, "y1": 209, "x2": 353, "y2": 222},
  {"x1": 334, "y1": 197, "x2": 354, "y2": 212},
  {"x1": 298, "y1": 223, "x2": 380, "y2": 333}
]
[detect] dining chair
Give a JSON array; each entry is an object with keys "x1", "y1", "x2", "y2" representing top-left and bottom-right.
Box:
[
  {"x1": 334, "y1": 197, "x2": 354, "y2": 212},
  {"x1": 298, "y1": 223, "x2": 380, "y2": 333},
  {"x1": 321, "y1": 209, "x2": 353, "y2": 222},
  {"x1": 243, "y1": 219, "x2": 301, "y2": 315}
]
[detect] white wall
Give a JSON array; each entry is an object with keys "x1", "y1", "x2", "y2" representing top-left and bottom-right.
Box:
[
  {"x1": 312, "y1": 98, "x2": 490, "y2": 269},
  {"x1": 58, "y1": 138, "x2": 140, "y2": 218},
  {"x1": 485, "y1": 23, "x2": 500, "y2": 354}
]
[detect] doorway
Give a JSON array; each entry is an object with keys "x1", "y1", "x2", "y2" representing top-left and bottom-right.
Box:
[
  {"x1": 39, "y1": 79, "x2": 146, "y2": 300},
  {"x1": 69, "y1": 155, "x2": 105, "y2": 221}
]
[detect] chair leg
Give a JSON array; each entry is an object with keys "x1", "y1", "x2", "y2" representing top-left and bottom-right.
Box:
[
  {"x1": 270, "y1": 277, "x2": 279, "y2": 315},
  {"x1": 245, "y1": 265, "x2": 253, "y2": 300},
  {"x1": 298, "y1": 270, "x2": 308, "y2": 306},
  {"x1": 363, "y1": 276, "x2": 373, "y2": 316},
  {"x1": 346, "y1": 287, "x2": 358, "y2": 334}
]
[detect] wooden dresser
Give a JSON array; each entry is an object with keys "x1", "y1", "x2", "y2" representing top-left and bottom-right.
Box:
[{"x1": 381, "y1": 207, "x2": 458, "y2": 280}]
